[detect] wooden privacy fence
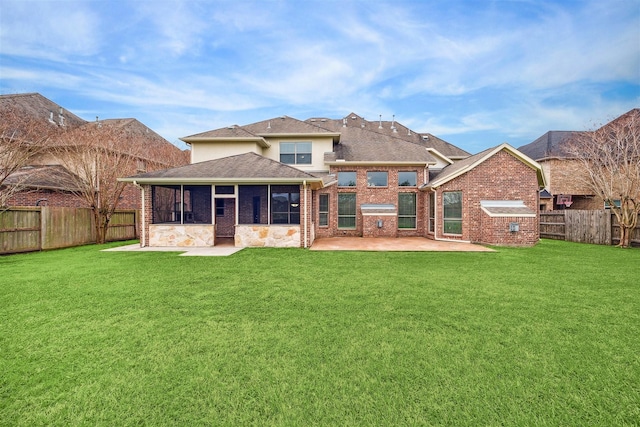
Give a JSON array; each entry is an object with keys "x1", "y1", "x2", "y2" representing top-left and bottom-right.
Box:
[
  {"x1": 0, "y1": 207, "x2": 137, "y2": 255},
  {"x1": 540, "y1": 210, "x2": 640, "y2": 247}
]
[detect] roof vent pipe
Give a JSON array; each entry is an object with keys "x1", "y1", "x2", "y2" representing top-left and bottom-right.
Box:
[
  {"x1": 379, "y1": 114, "x2": 383, "y2": 129},
  {"x1": 267, "y1": 121, "x2": 271, "y2": 129},
  {"x1": 343, "y1": 118, "x2": 347, "y2": 127},
  {"x1": 391, "y1": 115, "x2": 397, "y2": 132}
]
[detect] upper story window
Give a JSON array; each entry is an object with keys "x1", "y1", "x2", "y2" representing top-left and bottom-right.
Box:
[
  {"x1": 280, "y1": 142, "x2": 312, "y2": 165},
  {"x1": 367, "y1": 171, "x2": 388, "y2": 187},
  {"x1": 338, "y1": 171, "x2": 357, "y2": 187},
  {"x1": 398, "y1": 171, "x2": 417, "y2": 187}
]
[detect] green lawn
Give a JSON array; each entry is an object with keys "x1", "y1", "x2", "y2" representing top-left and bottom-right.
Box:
[{"x1": 1, "y1": 240, "x2": 638, "y2": 426}]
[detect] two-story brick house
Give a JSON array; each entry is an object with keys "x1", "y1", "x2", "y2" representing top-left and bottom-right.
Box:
[{"x1": 122, "y1": 113, "x2": 545, "y2": 248}]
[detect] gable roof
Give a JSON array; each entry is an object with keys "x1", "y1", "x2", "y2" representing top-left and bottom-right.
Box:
[
  {"x1": 121, "y1": 152, "x2": 324, "y2": 188},
  {"x1": 517, "y1": 131, "x2": 577, "y2": 160},
  {"x1": 426, "y1": 143, "x2": 546, "y2": 189}
]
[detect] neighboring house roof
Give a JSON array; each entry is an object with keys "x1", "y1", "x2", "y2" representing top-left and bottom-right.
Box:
[
  {"x1": 2, "y1": 165, "x2": 83, "y2": 192},
  {"x1": 121, "y1": 152, "x2": 324, "y2": 188},
  {"x1": 596, "y1": 108, "x2": 640, "y2": 131},
  {"x1": 0, "y1": 93, "x2": 86, "y2": 129},
  {"x1": 426, "y1": 143, "x2": 546, "y2": 189},
  {"x1": 517, "y1": 131, "x2": 577, "y2": 160},
  {"x1": 82, "y1": 118, "x2": 188, "y2": 166}
]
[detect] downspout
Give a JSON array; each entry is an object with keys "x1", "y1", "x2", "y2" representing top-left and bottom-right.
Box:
[
  {"x1": 133, "y1": 181, "x2": 146, "y2": 247},
  {"x1": 303, "y1": 180, "x2": 308, "y2": 248}
]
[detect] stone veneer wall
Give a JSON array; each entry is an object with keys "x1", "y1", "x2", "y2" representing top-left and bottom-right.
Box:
[
  {"x1": 235, "y1": 225, "x2": 301, "y2": 248},
  {"x1": 149, "y1": 225, "x2": 214, "y2": 247}
]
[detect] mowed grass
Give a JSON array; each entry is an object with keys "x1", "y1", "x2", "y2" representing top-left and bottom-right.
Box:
[{"x1": 0, "y1": 240, "x2": 638, "y2": 426}]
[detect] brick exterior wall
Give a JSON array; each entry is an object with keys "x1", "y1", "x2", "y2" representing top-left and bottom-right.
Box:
[
  {"x1": 434, "y1": 150, "x2": 540, "y2": 246},
  {"x1": 7, "y1": 183, "x2": 141, "y2": 210},
  {"x1": 6, "y1": 190, "x2": 86, "y2": 208},
  {"x1": 136, "y1": 151, "x2": 541, "y2": 247},
  {"x1": 543, "y1": 159, "x2": 603, "y2": 210},
  {"x1": 314, "y1": 166, "x2": 426, "y2": 239}
]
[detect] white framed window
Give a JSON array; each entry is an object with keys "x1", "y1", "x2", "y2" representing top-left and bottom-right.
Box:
[{"x1": 280, "y1": 142, "x2": 312, "y2": 165}]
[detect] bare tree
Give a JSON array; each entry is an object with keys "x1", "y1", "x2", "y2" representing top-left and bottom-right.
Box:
[
  {"x1": 53, "y1": 119, "x2": 189, "y2": 244},
  {"x1": 0, "y1": 107, "x2": 55, "y2": 208},
  {"x1": 54, "y1": 120, "x2": 149, "y2": 244},
  {"x1": 567, "y1": 110, "x2": 640, "y2": 248}
]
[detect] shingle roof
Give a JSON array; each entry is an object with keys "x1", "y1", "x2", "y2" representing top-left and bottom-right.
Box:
[
  {"x1": 310, "y1": 114, "x2": 470, "y2": 160},
  {"x1": 330, "y1": 126, "x2": 437, "y2": 163},
  {"x1": 0, "y1": 93, "x2": 86, "y2": 129},
  {"x1": 2, "y1": 165, "x2": 83, "y2": 192},
  {"x1": 123, "y1": 152, "x2": 321, "y2": 182},
  {"x1": 183, "y1": 116, "x2": 338, "y2": 140},
  {"x1": 517, "y1": 131, "x2": 577, "y2": 160},
  {"x1": 182, "y1": 113, "x2": 469, "y2": 163},
  {"x1": 243, "y1": 116, "x2": 338, "y2": 136},
  {"x1": 183, "y1": 124, "x2": 264, "y2": 139}
]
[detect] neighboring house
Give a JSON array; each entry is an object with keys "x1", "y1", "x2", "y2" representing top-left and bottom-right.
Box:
[
  {"x1": 518, "y1": 109, "x2": 640, "y2": 210},
  {"x1": 122, "y1": 113, "x2": 545, "y2": 248},
  {"x1": 518, "y1": 130, "x2": 595, "y2": 210},
  {"x1": 1, "y1": 93, "x2": 189, "y2": 208}
]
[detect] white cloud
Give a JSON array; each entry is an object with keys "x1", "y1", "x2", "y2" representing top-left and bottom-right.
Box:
[{"x1": 0, "y1": 1, "x2": 101, "y2": 60}]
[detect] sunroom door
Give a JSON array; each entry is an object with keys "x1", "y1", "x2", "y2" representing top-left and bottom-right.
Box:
[{"x1": 215, "y1": 198, "x2": 235, "y2": 238}]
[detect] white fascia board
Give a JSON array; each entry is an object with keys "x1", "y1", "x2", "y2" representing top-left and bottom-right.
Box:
[
  {"x1": 325, "y1": 160, "x2": 435, "y2": 166},
  {"x1": 181, "y1": 136, "x2": 270, "y2": 148},
  {"x1": 119, "y1": 177, "x2": 323, "y2": 185}
]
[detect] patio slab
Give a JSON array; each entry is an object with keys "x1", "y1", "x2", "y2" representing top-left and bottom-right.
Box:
[
  {"x1": 102, "y1": 242, "x2": 243, "y2": 257},
  {"x1": 310, "y1": 237, "x2": 494, "y2": 252}
]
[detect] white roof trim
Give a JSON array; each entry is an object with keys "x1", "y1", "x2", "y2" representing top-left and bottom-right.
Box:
[
  {"x1": 428, "y1": 143, "x2": 546, "y2": 189},
  {"x1": 480, "y1": 200, "x2": 536, "y2": 218}
]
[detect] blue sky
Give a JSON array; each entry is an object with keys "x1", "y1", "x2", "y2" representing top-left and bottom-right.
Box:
[{"x1": 1, "y1": 0, "x2": 639, "y2": 153}]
